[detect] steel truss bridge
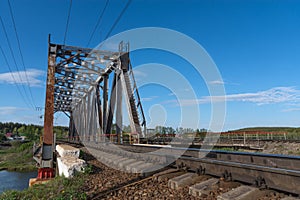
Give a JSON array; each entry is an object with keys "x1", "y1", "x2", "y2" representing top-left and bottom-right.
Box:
[{"x1": 35, "y1": 36, "x2": 146, "y2": 177}]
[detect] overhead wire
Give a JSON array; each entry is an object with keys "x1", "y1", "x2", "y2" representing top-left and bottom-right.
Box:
[
  {"x1": 86, "y1": 0, "x2": 110, "y2": 47},
  {"x1": 63, "y1": 0, "x2": 73, "y2": 45},
  {"x1": 7, "y1": 0, "x2": 36, "y2": 109},
  {"x1": 103, "y1": 0, "x2": 132, "y2": 40},
  {"x1": 0, "y1": 45, "x2": 32, "y2": 109},
  {"x1": 0, "y1": 15, "x2": 35, "y2": 109}
]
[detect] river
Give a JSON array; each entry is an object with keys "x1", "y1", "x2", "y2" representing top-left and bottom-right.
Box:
[{"x1": 0, "y1": 170, "x2": 37, "y2": 194}]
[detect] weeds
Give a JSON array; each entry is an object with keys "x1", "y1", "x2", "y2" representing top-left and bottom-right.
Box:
[{"x1": 0, "y1": 174, "x2": 88, "y2": 200}]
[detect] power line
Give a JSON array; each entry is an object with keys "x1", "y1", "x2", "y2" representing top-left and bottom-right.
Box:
[
  {"x1": 86, "y1": 0, "x2": 110, "y2": 47},
  {"x1": 63, "y1": 0, "x2": 73, "y2": 45},
  {"x1": 0, "y1": 15, "x2": 35, "y2": 109},
  {"x1": 0, "y1": 45, "x2": 32, "y2": 109},
  {"x1": 7, "y1": 0, "x2": 36, "y2": 108},
  {"x1": 104, "y1": 0, "x2": 132, "y2": 40}
]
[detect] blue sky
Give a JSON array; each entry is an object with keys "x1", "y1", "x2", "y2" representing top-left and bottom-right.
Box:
[{"x1": 0, "y1": 0, "x2": 300, "y2": 131}]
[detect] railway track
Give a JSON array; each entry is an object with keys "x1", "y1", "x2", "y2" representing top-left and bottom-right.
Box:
[{"x1": 57, "y1": 140, "x2": 300, "y2": 198}]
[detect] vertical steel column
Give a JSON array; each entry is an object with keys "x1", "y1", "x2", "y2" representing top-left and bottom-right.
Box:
[
  {"x1": 96, "y1": 84, "x2": 102, "y2": 141},
  {"x1": 102, "y1": 76, "x2": 108, "y2": 134},
  {"x1": 41, "y1": 40, "x2": 56, "y2": 169},
  {"x1": 79, "y1": 102, "x2": 83, "y2": 141},
  {"x1": 83, "y1": 96, "x2": 87, "y2": 141},
  {"x1": 89, "y1": 90, "x2": 95, "y2": 142},
  {"x1": 87, "y1": 92, "x2": 92, "y2": 141},
  {"x1": 106, "y1": 73, "x2": 117, "y2": 137},
  {"x1": 68, "y1": 112, "x2": 73, "y2": 141},
  {"x1": 116, "y1": 74, "x2": 123, "y2": 144},
  {"x1": 96, "y1": 84, "x2": 102, "y2": 130}
]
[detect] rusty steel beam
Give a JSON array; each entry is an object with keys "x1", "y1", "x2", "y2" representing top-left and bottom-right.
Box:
[{"x1": 43, "y1": 44, "x2": 56, "y2": 146}]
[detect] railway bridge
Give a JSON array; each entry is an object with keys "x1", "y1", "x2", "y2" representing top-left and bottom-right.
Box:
[
  {"x1": 31, "y1": 37, "x2": 300, "y2": 198},
  {"x1": 34, "y1": 36, "x2": 146, "y2": 178}
]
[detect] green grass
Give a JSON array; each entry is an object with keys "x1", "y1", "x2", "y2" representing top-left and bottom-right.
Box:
[
  {"x1": 0, "y1": 141, "x2": 37, "y2": 171},
  {"x1": 0, "y1": 174, "x2": 88, "y2": 200}
]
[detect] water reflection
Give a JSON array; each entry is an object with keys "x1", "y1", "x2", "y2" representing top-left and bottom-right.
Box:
[{"x1": 0, "y1": 170, "x2": 37, "y2": 194}]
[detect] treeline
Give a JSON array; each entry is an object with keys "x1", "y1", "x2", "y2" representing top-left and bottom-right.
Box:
[
  {"x1": 235, "y1": 127, "x2": 300, "y2": 133},
  {"x1": 0, "y1": 122, "x2": 68, "y2": 141},
  {"x1": 121, "y1": 124, "x2": 208, "y2": 135}
]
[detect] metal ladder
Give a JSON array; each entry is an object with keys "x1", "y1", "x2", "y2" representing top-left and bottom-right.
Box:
[{"x1": 119, "y1": 42, "x2": 146, "y2": 139}]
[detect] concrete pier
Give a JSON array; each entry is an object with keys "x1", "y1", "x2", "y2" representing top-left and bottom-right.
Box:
[
  {"x1": 56, "y1": 144, "x2": 80, "y2": 158},
  {"x1": 56, "y1": 145, "x2": 86, "y2": 178}
]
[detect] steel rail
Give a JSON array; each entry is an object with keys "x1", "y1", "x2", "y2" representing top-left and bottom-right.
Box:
[
  {"x1": 117, "y1": 144, "x2": 300, "y2": 171},
  {"x1": 57, "y1": 139, "x2": 300, "y2": 195}
]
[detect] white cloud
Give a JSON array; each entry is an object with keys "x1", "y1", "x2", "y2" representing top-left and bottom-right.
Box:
[
  {"x1": 0, "y1": 68, "x2": 45, "y2": 87},
  {"x1": 133, "y1": 70, "x2": 147, "y2": 78},
  {"x1": 209, "y1": 80, "x2": 225, "y2": 85},
  {"x1": 169, "y1": 87, "x2": 300, "y2": 106},
  {"x1": 281, "y1": 103, "x2": 300, "y2": 112},
  {"x1": 0, "y1": 107, "x2": 27, "y2": 115},
  {"x1": 209, "y1": 79, "x2": 240, "y2": 86},
  {"x1": 220, "y1": 87, "x2": 300, "y2": 105},
  {"x1": 282, "y1": 108, "x2": 300, "y2": 112},
  {"x1": 141, "y1": 96, "x2": 159, "y2": 102}
]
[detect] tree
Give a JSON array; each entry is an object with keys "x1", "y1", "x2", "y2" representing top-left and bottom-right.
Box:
[
  {"x1": 17, "y1": 126, "x2": 26, "y2": 135},
  {"x1": 122, "y1": 125, "x2": 131, "y2": 133},
  {"x1": 13, "y1": 127, "x2": 17, "y2": 133}
]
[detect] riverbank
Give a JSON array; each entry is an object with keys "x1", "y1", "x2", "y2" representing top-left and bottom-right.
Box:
[
  {"x1": 0, "y1": 149, "x2": 92, "y2": 200},
  {"x1": 0, "y1": 141, "x2": 37, "y2": 172},
  {"x1": 0, "y1": 173, "x2": 88, "y2": 200}
]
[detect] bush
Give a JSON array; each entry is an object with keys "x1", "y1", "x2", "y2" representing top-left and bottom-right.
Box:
[
  {"x1": 10, "y1": 141, "x2": 22, "y2": 148},
  {"x1": 0, "y1": 133, "x2": 6, "y2": 142}
]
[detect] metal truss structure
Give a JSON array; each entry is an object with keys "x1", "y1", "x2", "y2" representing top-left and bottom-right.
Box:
[{"x1": 35, "y1": 36, "x2": 146, "y2": 175}]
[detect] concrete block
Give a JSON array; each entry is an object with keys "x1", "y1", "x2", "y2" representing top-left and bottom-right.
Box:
[
  {"x1": 131, "y1": 162, "x2": 155, "y2": 173},
  {"x1": 112, "y1": 157, "x2": 129, "y2": 167},
  {"x1": 117, "y1": 158, "x2": 138, "y2": 170},
  {"x1": 125, "y1": 160, "x2": 147, "y2": 172},
  {"x1": 56, "y1": 145, "x2": 80, "y2": 158},
  {"x1": 152, "y1": 168, "x2": 179, "y2": 181},
  {"x1": 156, "y1": 171, "x2": 185, "y2": 182},
  {"x1": 57, "y1": 156, "x2": 86, "y2": 178},
  {"x1": 168, "y1": 173, "x2": 195, "y2": 189},
  {"x1": 189, "y1": 178, "x2": 218, "y2": 197},
  {"x1": 100, "y1": 154, "x2": 122, "y2": 165},
  {"x1": 217, "y1": 185, "x2": 259, "y2": 200},
  {"x1": 139, "y1": 164, "x2": 165, "y2": 176}
]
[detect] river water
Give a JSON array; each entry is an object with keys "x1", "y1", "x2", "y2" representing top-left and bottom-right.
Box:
[{"x1": 0, "y1": 170, "x2": 37, "y2": 194}]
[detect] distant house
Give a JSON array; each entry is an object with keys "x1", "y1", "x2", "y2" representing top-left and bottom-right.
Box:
[
  {"x1": 5, "y1": 133, "x2": 13, "y2": 138},
  {"x1": 5, "y1": 133, "x2": 25, "y2": 141},
  {"x1": 6, "y1": 136, "x2": 14, "y2": 141}
]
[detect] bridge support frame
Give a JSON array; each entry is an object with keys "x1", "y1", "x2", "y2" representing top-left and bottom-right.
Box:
[{"x1": 35, "y1": 38, "x2": 147, "y2": 181}]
